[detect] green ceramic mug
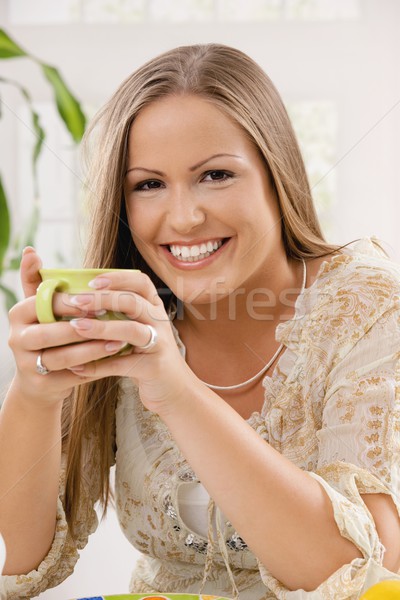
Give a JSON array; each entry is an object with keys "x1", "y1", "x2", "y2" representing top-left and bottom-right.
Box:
[{"x1": 35, "y1": 268, "x2": 140, "y2": 352}]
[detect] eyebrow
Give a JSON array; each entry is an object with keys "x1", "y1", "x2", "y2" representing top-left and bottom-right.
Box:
[{"x1": 125, "y1": 153, "x2": 242, "y2": 176}]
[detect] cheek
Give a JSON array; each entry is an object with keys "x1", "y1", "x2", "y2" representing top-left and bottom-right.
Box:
[
  {"x1": 126, "y1": 203, "x2": 151, "y2": 245},
  {"x1": 125, "y1": 208, "x2": 138, "y2": 246},
  {"x1": 127, "y1": 209, "x2": 164, "y2": 268}
]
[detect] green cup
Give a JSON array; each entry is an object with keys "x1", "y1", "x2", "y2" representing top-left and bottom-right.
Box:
[{"x1": 35, "y1": 268, "x2": 140, "y2": 353}]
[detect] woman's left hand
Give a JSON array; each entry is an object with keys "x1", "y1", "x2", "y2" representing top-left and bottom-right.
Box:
[{"x1": 66, "y1": 270, "x2": 196, "y2": 414}]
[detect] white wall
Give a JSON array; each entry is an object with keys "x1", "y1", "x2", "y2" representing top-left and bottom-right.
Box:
[{"x1": 1, "y1": 1, "x2": 400, "y2": 598}]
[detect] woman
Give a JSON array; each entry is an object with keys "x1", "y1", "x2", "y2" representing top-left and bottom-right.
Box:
[{"x1": 1, "y1": 44, "x2": 400, "y2": 600}]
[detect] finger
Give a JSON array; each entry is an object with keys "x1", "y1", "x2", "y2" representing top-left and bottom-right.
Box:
[
  {"x1": 8, "y1": 295, "x2": 39, "y2": 326},
  {"x1": 51, "y1": 292, "x2": 110, "y2": 320},
  {"x1": 20, "y1": 247, "x2": 43, "y2": 298},
  {"x1": 87, "y1": 270, "x2": 162, "y2": 305},
  {"x1": 59, "y1": 290, "x2": 166, "y2": 323},
  {"x1": 68, "y1": 317, "x2": 157, "y2": 350},
  {"x1": 28, "y1": 364, "x2": 113, "y2": 394},
  {"x1": 38, "y1": 338, "x2": 129, "y2": 373},
  {"x1": 9, "y1": 295, "x2": 104, "y2": 327},
  {"x1": 62, "y1": 351, "x2": 146, "y2": 381},
  {"x1": 19, "y1": 321, "x2": 90, "y2": 351}
]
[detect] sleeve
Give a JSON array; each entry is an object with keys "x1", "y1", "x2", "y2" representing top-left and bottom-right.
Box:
[
  {"x1": 0, "y1": 435, "x2": 112, "y2": 600},
  {"x1": 258, "y1": 302, "x2": 400, "y2": 599}
]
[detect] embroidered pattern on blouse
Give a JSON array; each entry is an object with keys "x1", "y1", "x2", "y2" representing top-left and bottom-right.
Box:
[{"x1": 162, "y1": 491, "x2": 249, "y2": 555}]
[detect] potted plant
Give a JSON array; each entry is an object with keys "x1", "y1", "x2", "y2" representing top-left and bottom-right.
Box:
[{"x1": 0, "y1": 28, "x2": 86, "y2": 309}]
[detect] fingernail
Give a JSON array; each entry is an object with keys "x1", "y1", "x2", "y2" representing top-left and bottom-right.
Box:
[
  {"x1": 69, "y1": 318, "x2": 92, "y2": 330},
  {"x1": 88, "y1": 277, "x2": 111, "y2": 289},
  {"x1": 70, "y1": 294, "x2": 93, "y2": 306},
  {"x1": 84, "y1": 310, "x2": 107, "y2": 318},
  {"x1": 69, "y1": 365, "x2": 85, "y2": 372},
  {"x1": 105, "y1": 340, "x2": 126, "y2": 352},
  {"x1": 22, "y1": 246, "x2": 35, "y2": 255}
]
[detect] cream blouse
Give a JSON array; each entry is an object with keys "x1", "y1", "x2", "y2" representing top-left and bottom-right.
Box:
[{"x1": 2, "y1": 238, "x2": 400, "y2": 600}]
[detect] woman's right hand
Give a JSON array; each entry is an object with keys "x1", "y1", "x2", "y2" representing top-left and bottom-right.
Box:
[{"x1": 8, "y1": 247, "x2": 125, "y2": 408}]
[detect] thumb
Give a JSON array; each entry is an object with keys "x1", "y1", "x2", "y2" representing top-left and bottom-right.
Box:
[{"x1": 20, "y1": 247, "x2": 43, "y2": 298}]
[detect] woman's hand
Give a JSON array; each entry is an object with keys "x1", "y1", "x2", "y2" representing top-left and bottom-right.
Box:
[
  {"x1": 8, "y1": 248, "x2": 132, "y2": 408},
  {"x1": 61, "y1": 270, "x2": 196, "y2": 414}
]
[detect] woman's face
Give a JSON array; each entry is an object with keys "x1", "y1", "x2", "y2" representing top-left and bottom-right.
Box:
[{"x1": 124, "y1": 94, "x2": 284, "y2": 305}]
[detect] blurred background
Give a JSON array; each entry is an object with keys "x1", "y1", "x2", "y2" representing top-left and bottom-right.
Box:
[{"x1": 0, "y1": 0, "x2": 399, "y2": 597}]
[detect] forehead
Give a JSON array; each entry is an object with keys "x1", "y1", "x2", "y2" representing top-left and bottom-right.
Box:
[{"x1": 127, "y1": 94, "x2": 255, "y2": 162}]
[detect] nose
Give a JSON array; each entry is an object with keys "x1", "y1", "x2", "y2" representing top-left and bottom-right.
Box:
[{"x1": 166, "y1": 187, "x2": 206, "y2": 234}]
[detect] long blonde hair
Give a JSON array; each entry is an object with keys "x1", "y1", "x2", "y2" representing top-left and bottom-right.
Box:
[{"x1": 63, "y1": 43, "x2": 339, "y2": 531}]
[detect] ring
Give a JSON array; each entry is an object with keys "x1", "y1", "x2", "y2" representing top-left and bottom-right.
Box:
[
  {"x1": 136, "y1": 324, "x2": 158, "y2": 351},
  {"x1": 36, "y1": 352, "x2": 51, "y2": 375}
]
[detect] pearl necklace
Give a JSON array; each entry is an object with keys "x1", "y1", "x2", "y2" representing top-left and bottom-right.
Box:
[{"x1": 201, "y1": 258, "x2": 307, "y2": 391}]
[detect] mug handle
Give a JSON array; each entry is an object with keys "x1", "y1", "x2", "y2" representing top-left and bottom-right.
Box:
[{"x1": 35, "y1": 278, "x2": 63, "y2": 323}]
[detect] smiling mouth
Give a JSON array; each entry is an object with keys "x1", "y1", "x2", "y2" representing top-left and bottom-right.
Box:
[{"x1": 165, "y1": 238, "x2": 229, "y2": 262}]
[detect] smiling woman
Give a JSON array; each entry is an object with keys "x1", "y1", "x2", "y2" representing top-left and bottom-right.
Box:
[
  {"x1": 1, "y1": 44, "x2": 400, "y2": 600},
  {"x1": 124, "y1": 94, "x2": 285, "y2": 305}
]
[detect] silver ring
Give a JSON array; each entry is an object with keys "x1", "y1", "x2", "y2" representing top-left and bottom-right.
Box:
[
  {"x1": 136, "y1": 324, "x2": 158, "y2": 351},
  {"x1": 36, "y1": 352, "x2": 50, "y2": 375}
]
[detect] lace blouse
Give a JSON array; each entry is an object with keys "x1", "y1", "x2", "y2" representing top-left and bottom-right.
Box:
[{"x1": 2, "y1": 238, "x2": 400, "y2": 600}]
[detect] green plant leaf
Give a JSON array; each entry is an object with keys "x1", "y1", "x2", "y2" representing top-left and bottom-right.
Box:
[
  {"x1": 15, "y1": 82, "x2": 46, "y2": 172},
  {"x1": 0, "y1": 77, "x2": 46, "y2": 192},
  {"x1": 40, "y1": 63, "x2": 86, "y2": 142},
  {"x1": 0, "y1": 176, "x2": 11, "y2": 275},
  {"x1": 31, "y1": 109, "x2": 46, "y2": 170},
  {"x1": 7, "y1": 256, "x2": 21, "y2": 271},
  {"x1": 0, "y1": 281, "x2": 18, "y2": 310},
  {"x1": 0, "y1": 28, "x2": 27, "y2": 59}
]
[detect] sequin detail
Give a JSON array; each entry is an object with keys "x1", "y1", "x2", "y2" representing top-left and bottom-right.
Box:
[
  {"x1": 185, "y1": 532, "x2": 208, "y2": 554},
  {"x1": 163, "y1": 494, "x2": 178, "y2": 521},
  {"x1": 178, "y1": 468, "x2": 198, "y2": 482},
  {"x1": 163, "y1": 491, "x2": 248, "y2": 554},
  {"x1": 226, "y1": 532, "x2": 248, "y2": 551}
]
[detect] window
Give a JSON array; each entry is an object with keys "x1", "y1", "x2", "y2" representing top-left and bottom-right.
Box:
[{"x1": 8, "y1": 0, "x2": 361, "y2": 24}]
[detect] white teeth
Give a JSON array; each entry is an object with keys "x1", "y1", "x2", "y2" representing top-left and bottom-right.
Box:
[
  {"x1": 181, "y1": 246, "x2": 190, "y2": 258},
  {"x1": 169, "y1": 239, "x2": 224, "y2": 261}
]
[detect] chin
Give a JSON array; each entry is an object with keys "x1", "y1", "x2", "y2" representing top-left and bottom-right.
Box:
[{"x1": 171, "y1": 284, "x2": 232, "y2": 307}]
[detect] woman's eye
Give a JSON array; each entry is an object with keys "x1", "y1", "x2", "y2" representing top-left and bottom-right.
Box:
[
  {"x1": 134, "y1": 180, "x2": 163, "y2": 191},
  {"x1": 202, "y1": 170, "x2": 233, "y2": 183}
]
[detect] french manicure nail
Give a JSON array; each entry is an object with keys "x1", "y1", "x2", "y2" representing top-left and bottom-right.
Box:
[
  {"x1": 69, "y1": 365, "x2": 85, "y2": 372},
  {"x1": 69, "y1": 318, "x2": 92, "y2": 330},
  {"x1": 105, "y1": 340, "x2": 126, "y2": 352},
  {"x1": 88, "y1": 277, "x2": 111, "y2": 289},
  {"x1": 70, "y1": 294, "x2": 93, "y2": 306},
  {"x1": 85, "y1": 309, "x2": 107, "y2": 318}
]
